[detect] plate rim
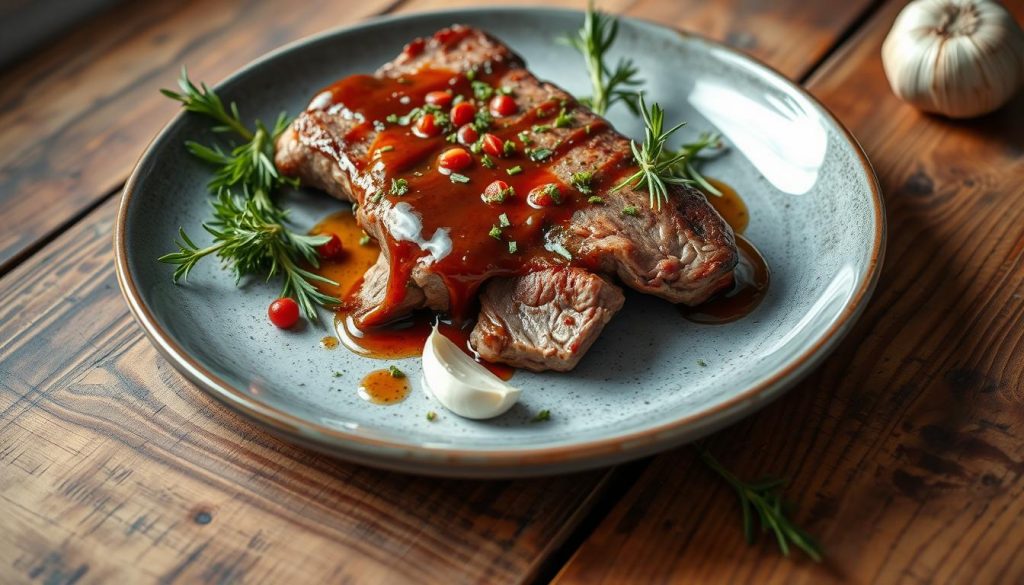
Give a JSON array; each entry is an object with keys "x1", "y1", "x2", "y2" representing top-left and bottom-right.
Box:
[{"x1": 114, "y1": 6, "x2": 887, "y2": 477}]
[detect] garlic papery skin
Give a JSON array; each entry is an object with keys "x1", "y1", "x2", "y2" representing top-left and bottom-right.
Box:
[
  {"x1": 422, "y1": 325, "x2": 521, "y2": 419},
  {"x1": 882, "y1": 0, "x2": 1024, "y2": 118}
]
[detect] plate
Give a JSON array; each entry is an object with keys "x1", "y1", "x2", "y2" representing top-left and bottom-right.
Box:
[{"x1": 115, "y1": 8, "x2": 884, "y2": 477}]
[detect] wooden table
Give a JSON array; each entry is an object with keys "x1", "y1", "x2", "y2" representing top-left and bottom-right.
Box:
[{"x1": 2, "y1": 0, "x2": 1023, "y2": 582}]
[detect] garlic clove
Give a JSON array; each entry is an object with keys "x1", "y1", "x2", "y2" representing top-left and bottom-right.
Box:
[
  {"x1": 882, "y1": 0, "x2": 1024, "y2": 119},
  {"x1": 421, "y1": 325, "x2": 521, "y2": 419}
]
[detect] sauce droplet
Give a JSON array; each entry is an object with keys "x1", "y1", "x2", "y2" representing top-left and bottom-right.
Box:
[
  {"x1": 358, "y1": 369, "x2": 411, "y2": 405},
  {"x1": 320, "y1": 336, "x2": 339, "y2": 349}
]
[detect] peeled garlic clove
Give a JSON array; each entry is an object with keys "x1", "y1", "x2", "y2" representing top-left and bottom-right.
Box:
[
  {"x1": 422, "y1": 325, "x2": 521, "y2": 419},
  {"x1": 882, "y1": 0, "x2": 1024, "y2": 119}
]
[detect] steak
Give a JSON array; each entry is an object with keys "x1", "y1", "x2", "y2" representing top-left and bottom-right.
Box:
[
  {"x1": 276, "y1": 25, "x2": 737, "y2": 371},
  {"x1": 471, "y1": 267, "x2": 624, "y2": 371}
]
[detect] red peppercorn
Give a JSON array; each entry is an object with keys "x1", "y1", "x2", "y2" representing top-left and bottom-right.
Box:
[
  {"x1": 425, "y1": 91, "x2": 453, "y2": 108},
  {"x1": 413, "y1": 113, "x2": 440, "y2": 138},
  {"x1": 528, "y1": 184, "x2": 561, "y2": 208},
  {"x1": 483, "y1": 180, "x2": 512, "y2": 204},
  {"x1": 268, "y1": 298, "x2": 300, "y2": 329},
  {"x1": 438, "y1": 147, "x2": 472, "y2": 173},
  {"x1": 489, "y1": 94, "x2": 517, "y2": 117},
  {"x1": 456, "y1": 125, "x2": 479, "y2": 145},
  {"x1": 317, "y1": 233, "x2": 344, "y2": 260},
  {"x1": 450, "y1": 102, "x2": 476, "y2": 127},
  {"x1": 481, "y1": 133, "x2": 504, "y2": 157}
]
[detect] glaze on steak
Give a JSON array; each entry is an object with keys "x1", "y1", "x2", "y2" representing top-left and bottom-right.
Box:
[{"x1": 275, "y1": 25, "x2": 737, "y2": 371}]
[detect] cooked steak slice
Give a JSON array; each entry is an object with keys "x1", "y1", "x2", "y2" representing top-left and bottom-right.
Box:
[
  {"x1": 471, "y1": 267, "x2": 625, "y2": 372},
  {"x1": 275, "y1": 25, "x2": 738, "y2": 370}
]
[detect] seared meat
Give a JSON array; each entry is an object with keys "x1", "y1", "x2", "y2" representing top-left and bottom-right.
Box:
[
  {"x1": 471, "y1": 268, "x2": 625, "y2": 372},
  {"x1": 275, "y1": 25, "x2": 737, "y2": 370}
]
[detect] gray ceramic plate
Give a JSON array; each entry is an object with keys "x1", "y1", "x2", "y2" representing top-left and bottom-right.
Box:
[{"x1": 116, "y1": 7, "x2": 884, "y2": 477}]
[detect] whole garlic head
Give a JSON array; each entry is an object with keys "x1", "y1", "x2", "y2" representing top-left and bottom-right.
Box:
[{"x1": 882, "y1": 0, "x2": 1024, "y2": 118}]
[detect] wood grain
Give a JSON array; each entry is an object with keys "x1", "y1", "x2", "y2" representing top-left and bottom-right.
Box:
[
  {"x1": 0, "y1": 0, "x2": 400, "y2": 273},
  {"x1": 397, "y1": 0, "x2": 878, "y2": 80},
  {"x1": 554, "y1": 1, "x2": 1024, "y2": 583},
  {"x1": 0, "y1": 196, "x2": 612, "y2": 584}
]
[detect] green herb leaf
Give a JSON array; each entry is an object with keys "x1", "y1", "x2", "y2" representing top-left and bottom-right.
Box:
[
  {"x1": 489, "y1": 225, "x2": 503, "y2": 240},
  {"x1": 388, "y1": 365, "x2": 405, "y2": 378},
  {"x1": 498, "y1": 213, "x2": 511, "y2": 228},
  {"x1": 570, "y1": 170, "x2": 594, "y2": 194},
  {"x1": 390, "y1": 178, "x2": 409, "y2": 196},
  {"x1": 530, "y1": 409, "x2": 551, "y2": 423},
  {"x1": 508, "y1": 241, "x2": 518, "y2": 254},
  {"x1": 506, "y1": 165, "x2": 523, "y2": 176},
  {"x1": 612, "y1": 93, "x2": 693, "y2": 210},
  {"x1": 529, "y1": 147, "x2": 554, "y2": 162},
  {"x1": 559, "y1": 1, "x2": 644, "y2": 115},
  {"x1": 696, "y1": 445, "x2": 823, "y2": 562},
  {"x1": 587, "y1": 196, "x2": 604, "y2": 204},
  {"x1": 449, "y1": 173, "x2": 471, "y2": 184}
]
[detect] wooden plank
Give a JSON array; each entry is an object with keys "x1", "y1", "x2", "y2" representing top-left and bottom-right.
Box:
[
  {"x1": 0, "y1": 0, "x2": 400, "y2": 273},
  {"x1": 395, "y1": 0, "x2": 878, "y2": 80},
  {"x1": 0, "y1": 196, "x2": 612, "y2": 584},
  {"x1": 554, "y1": 1, "x2": 1024, "y2": 583}
]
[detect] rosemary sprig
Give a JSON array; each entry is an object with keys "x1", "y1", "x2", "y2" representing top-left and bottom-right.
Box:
[
  {"x1": 612, "y1": 93, "x2": 693, "y2": 209},
  {"x1": 160, "y1": 192, "x2": 339, "y2": 319},
  {"x1": 158, "y1": 68, "x2": 339, "y2": 320},
  {"x1": 662, "y1": 132, "x2": 727, "y2": 196},
  {"x1": 560, "y1": 0, "x2": 643, "y2": 116},
  {"x1": 697, "y1": 445, "x2": 823, "y2": 562}
]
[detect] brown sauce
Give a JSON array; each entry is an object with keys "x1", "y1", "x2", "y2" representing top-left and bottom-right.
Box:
[
  {"x1": 320, "y1": 336, "x2": 339, "y2": 349},
  {"x1": 337, "y1": 311, "x2": 514, "y2": 380},
  {"x1": 309, "y1": 211, "x2": 380, "y2": 299},
  {"x1": 358, "y1": 369, "x2": 411, "y2": 405},
  {"x1": 704, "y1": 178, "x2": 749, "y2": 235},
  {"x1": 683, "y1": 178, "x2": 769, "y2": 324}
]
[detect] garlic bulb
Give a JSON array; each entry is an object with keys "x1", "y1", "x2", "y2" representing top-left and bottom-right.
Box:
[{"x1": 882, "y1": 0, "x2": 1024, "y2": 118}]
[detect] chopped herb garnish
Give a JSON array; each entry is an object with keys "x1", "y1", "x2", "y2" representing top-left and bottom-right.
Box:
[
  {"x1": 571, "y1": 170, "x2": 594, "y2": 194},
  {"x1": 466, "y1": 68, "x2": 477, "y2": 81},
  {"x1": 390, "y1": 178, "x2": 409, "y2": 196},
  {"x1": 489, "y1": 225, "x2": 503, "y2": 240},
  {"x1": 376, "y1": 145, "x2": 395, "y2": 156},
  {"x1": 385, "y1": 113, "x2": 399, "y2": 123},
  {"x1": 543, "y1": 183, "x2": 563, "y2": 204},
  {"x1": 622, "y1": 205, "x2": 640, "y2": 216},
  {"x1": 426, "y1": 411, "x2": 438, "y2": 421},
  {"x1": 530, "y1": 147, "x2": 554, "y2": 162},
  {"x1": 449, "y1": 173, "x2": 471, "y2": 184},
  {"x1": 482, "y1": 184, "x2": 515, "y2": 204},
  {"x1": 697, "y1": 359, "x2": 708, "y2": 367},
  {"x1": 472, "y1": 80, "x2": 495, "y2": 101},
  {"x1": 508, "y1": 241, "x2": 518, "y2": 254},
  {"x1": 587, "y1": 196, "x2": 605, "y2": 204},
  {"x1": 503, "y1": 140, "x2": 517, "y2": 156},
  {"x1": 531, "y1": 409, "x2": 551, "y2": 423},
  {"x1": 517, "y1": 130, "x2": 533, "y2": 145},
  {"x1": 332, "y1": 371, "x2": 343, "y2": 378},
  {"x1": 554, "y1": 108, "x2": 573, "y2": 128},
  {"x1": 481, "y1": 154, "x2": 496, "y2": 168},
  {"x1": 371, "y1": 191, "x2": 383, "y2": 203},
  {"x1": 359, "y1": 232, "x2": 371, "y2": 246},
  {"x1": 470, "y1": 141, "x2": 483, "y2": 154},
  {"x1": 471, "y1": 109, "x2": 493, "y2": 132},
  {"x1": 445, "y1": 132, "x2": 458, "y2": 143},
  {"x1": 532, "y1": 124, "x2": 552, "y2": 133},
  {"x1": 498, "y1": 213, "x2": 511, "y2": 227},
  {"x1": 388, "y1": 365, "x2": 405, "y2": 378},
  {"x1": 506, "y1": 165, "x2": 523, "y2": 176}
]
